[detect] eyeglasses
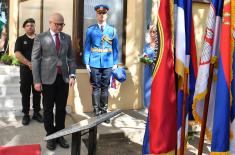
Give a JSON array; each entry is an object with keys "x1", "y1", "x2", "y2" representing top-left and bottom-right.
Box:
[
  {"x1": 97, "y1": 11, "x2": 107, "y2": 15},
  {"x1": 53, "y1": 23, "x2": 65, "y2": 27},
  {"x1": 150, "y1": 30, "x2": 156, "y2": 33}
]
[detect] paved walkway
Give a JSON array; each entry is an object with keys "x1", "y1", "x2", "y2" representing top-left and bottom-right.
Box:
[{"x1": 0, "y1": 110, "x2": 210, "y2": 155}]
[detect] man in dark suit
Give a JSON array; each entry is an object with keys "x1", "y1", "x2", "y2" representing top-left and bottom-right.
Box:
[{"x1": 32, "y1": 13, "x2": 76, "y2": 150}]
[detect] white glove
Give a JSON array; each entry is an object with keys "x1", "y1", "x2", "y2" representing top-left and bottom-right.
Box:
[
  {"x1": 112, "y1": 65, "x2": 118, "y2": 70},
  {"x1": 86, "y1": 65, "x2": 91, "y2": 72}
]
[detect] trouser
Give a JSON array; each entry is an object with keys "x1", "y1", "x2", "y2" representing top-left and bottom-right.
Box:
[
  {"x1": 90, "y1": 67, "x2": 112, "y2": 114},
  {"x1": 42, "y1": 74, "x2": 69, "y2": 136},
  {"x1": 20, "y1": 66, "x2": 41, "y2": 115}
]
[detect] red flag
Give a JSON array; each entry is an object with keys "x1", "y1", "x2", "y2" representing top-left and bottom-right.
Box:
[{"x1": 143, "y1": 0, "x2": 177, "y2": 154}]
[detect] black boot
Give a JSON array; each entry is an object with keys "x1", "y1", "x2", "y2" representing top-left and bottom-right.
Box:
[
  {"x1": 22, "y1": 114, "x2": 30, "y2": 125},
  {"x1": 100, "y1": 95, "x2": 110, "y2": 123},
  {"x1": 92, "y1": 94, "x2": 100, "y2": 116}
]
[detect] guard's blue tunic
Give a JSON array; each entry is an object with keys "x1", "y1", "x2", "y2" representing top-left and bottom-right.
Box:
[
  {"x1": 83, "y1": 24, "x2": 119, "y2": 68},
  {"x1": 143, "y1": 43, "x2": 156, "y2": 108}
]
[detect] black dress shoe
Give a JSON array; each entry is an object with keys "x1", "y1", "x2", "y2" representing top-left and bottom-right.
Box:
[
  {"x1": 22, "y1": 115, "x2": 30, "y2": 125},
  {"x1": 46, "y1": 139, "x2": 56, "y2": 150},
  {"x1": 32, "y1": 112, "x2": 43, "y2": 123},
  {"x1": 94, "y1": 109, "x2": 100, "y2": 116},
  {"x1": 94, "y1": 111, "x2": 100, "y2": 117},
  {"x1": 57, "y1": 137, "x2": 69, "y2": 148}
]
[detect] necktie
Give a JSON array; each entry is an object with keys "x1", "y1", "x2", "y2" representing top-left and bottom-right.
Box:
[
  {"x1": 55, "y1": 33, "x2": 62, "y2": 74},
  {"x1": 101, "y1": 25, "x2": 104, "y2": 32},
  {"x1": 55, "y1": 33, "x2": 60, "y2": 52}
]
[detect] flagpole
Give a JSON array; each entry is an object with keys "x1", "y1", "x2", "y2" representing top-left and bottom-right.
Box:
[
  {"x1": 198, "y1": 63, "x2": 214, "y2": 155},
  {"x1": 180, "y1": 70, "x2": 188, "y2": 155}
]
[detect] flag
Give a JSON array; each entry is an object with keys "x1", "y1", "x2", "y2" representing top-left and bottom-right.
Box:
[
  {"x1": 174, "y1": 0, "x2": 187, "y2": 153},
  {"x1": 192, "y1": 0, "x2": 223, "y2": 140},
  {"x1": 230, "y1": 24, "x2": 235, "y2": 155},
  {"x1": 188, "y1": 1, "x2": 198, "y2": 122},
  {"x1": 175, "y1": 0, "x2": 198, "y2": 153},
  {"x1": 230, "y1": 1, "x2": 235, "y2": 153},
  {"x1": 142, "y1": 0, "x2": 177, "y2": 154},
  {"x1": 211, "y1": 0, "x2": 231, "y2": 154}
]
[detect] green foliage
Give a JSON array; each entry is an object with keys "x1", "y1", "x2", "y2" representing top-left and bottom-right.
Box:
[
  {"x1": 1, "y1": 54, "x2": 12, "y2": 65},
  {"x1": 12, "y1": 56, "x2": 20, "y2": 65},
  {"x1": 139, "y1": 55, "x2": 154, "y2": 64},
  {"x1": 0, "y1": 54, "x2": 20, "y2": 66}
]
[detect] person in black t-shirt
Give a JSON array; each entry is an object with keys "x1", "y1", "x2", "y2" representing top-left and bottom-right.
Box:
[{"x1": 14, "y1": 18, "x2": 43, "y2": 125}]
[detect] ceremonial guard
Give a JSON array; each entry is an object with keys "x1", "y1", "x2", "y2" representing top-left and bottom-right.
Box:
[{"x1": 83, "y1": 4, "x2": 119, "y2": 123}]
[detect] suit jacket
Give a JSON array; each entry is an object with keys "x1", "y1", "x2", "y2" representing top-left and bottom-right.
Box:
[
  {"x1": 83, "y1": 24, "x2": 119, "y2": 68},
  {"x1": 32, "y1": 30, "x2": 76, "y2": 85}
]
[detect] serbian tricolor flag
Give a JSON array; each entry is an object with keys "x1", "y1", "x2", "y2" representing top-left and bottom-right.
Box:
[
  {"x1": 175, "y1": 0, "x2": 187, "y2": 153},
  {"x1": 187, "y1": 1, "x2": 198, "y2": 122},
  {"x1": 142, "y1": 0, "x2": 177, "y2": 154},
  {"x1": 175, "y1": 0, "x2": 198, "y2": 153},
  {"x1": 211, "y1": 0, "x2": 231, "y2": 154},
  {"x1": 193, "y1": 0, "x2": 223, "y2": 141}
]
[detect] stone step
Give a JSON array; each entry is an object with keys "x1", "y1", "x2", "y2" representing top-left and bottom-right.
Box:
[
  {"x1": 0, "y1": 75, "x2": 20, "y2": 85},
  {"x1": 0, "y1": 95, "x2": 42, "y2": 109},
  {"x1": 0, "y1": 94, "x2": 22, "y2": 117},
  {"x1": 0, "y1": 95, "x2": 22, "y2": 110},
  {"x1": 0, "y1": 109, "x2": 23, "y2": 117},
  {"x1": 0, "y1": 64, "x2": 20, "y2": 75},
  {"x1": 0, "y1": 84, "x2": 20, "y2": 96},
  {"x1": 0, "y1": 64, "x2": 26, "y2": 117},
  {"x1": 0, "y1": 95, "x2": 43, "y2": 117}
]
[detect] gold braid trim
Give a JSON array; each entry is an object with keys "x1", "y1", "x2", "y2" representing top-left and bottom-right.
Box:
[
  {"x1": 102, "y1": 36, "x2": 113, "y2": 44},
  {"x1": 192, "y1": 56, "x2": 222, "y2": 141},
  {"x1": 192, "y1": 90, "x2": 213, "y2": 141},
  {"x1": 210, "y1": 152, "x2": 230, "y2": 155}
]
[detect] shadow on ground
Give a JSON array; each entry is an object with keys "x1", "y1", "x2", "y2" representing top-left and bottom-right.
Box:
[
  {"x1": 187, "y1": 131, "x2": 211, "y2": 155},
  {"x1": 83, "y1": 135, "x2": 142, "y2": 155}
]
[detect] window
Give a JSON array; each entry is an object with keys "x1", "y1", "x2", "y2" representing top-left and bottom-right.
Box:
[{"x1": 72, "y1": 0, "x2": 127, "y2": 68}]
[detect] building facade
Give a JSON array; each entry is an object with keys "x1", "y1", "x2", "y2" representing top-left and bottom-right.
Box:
[{"x1": 7, "y1": 0, "x2": 210, "y2": 114}]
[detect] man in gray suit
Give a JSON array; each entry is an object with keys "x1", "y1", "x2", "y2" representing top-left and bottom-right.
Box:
[{"x1": 32, "y1": 13, "x2": 76, "y2": 150}]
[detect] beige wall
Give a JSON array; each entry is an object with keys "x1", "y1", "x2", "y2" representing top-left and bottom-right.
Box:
[
  {"x1": 18, "y1": 0, "x2": 41, "y2": 36},
  {"x1": 73, "y1": 0, "x2": 145, "y2": 113},
  {"x1": 9, "y1": 0, "x2": 73, "y2": 54},
  {"x1": 9, "y1": 0, "x2": 18, "y2": 54},
  {"x1": 43, "y1": 0, "x2": 73, "y2": 36}
]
